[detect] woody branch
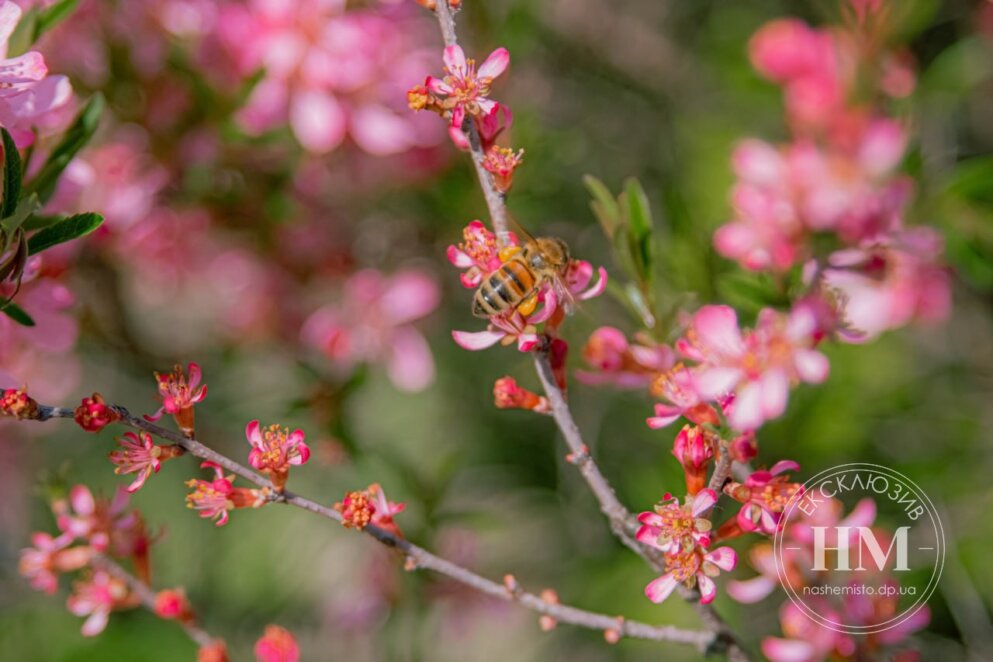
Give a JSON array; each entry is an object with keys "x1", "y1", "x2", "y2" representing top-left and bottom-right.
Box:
[{"x1": 29, "y1": 402, "x2": 713, "y2": 650}]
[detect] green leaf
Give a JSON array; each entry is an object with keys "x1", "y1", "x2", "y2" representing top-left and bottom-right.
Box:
[
  {"x1": 24, "y1": 93, "x2": 104, "y2": 204},
  {"x1": 33, "y1": 0, "x2": 80, "y2": 41},
  {"x1": 2, "y1": 128, "x2": 22, "y2": 219},
  {"x1": 622, "y1": 177, "x2": 655, "y2": 285},
  {"x1": 2, "y1": 194, "x2": 39, "y2": 235},
  {"x1": 6, "y1": 8, "x2": 38, "y2": 58},
  {"x1": 583, "y1": 175, "x2": 621, "y2": 238},
  {"x1": 0, "y1": 299, "x2": 34, "y2": 326},
  {"x1": 27, "y1": 212, "x2": 103, "y2": 255},
  {"x1": 22, "y1": 212, "x2": 65, "y2": 232}
]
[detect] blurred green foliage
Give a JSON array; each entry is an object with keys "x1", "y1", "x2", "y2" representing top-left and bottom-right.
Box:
[{"x1": 3, "y1": 0, "x2": 993, "y2": 660}]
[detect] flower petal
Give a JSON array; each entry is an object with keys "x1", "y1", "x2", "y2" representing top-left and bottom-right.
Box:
[
  {"x1": 644, "y1": 573, "x2": 679, "y2": 604},
  {"x1": 290, "y1": 89, "x2": 346, "y2": 154},
  {"x1": 697, "y1": 574, "x2": 717, "y2": 604},
  {"x1": 727, "y1": 576, "x2": 777, "y2": 603},
  {"x1": 691, "y1": 489, "x2": 719, "y2": 516},
  {"x1": 706, "y1": 546, "x2": 738, "y2": 572},
  {"x1": 452, "y1": 328, "x2": 505, "y2": 351},
  {"x1": 478, "y1": 47, "x2": 510, "y2": 79}
]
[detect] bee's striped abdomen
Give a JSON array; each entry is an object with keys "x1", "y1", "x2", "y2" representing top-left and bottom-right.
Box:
[{"x1": 472, "y1": 257, "x2": 537, "y2": 318}]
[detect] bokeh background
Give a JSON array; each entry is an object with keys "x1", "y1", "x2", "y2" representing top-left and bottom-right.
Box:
[{"x1": 2, "y1": 0, "x2": 993, "y2": 659}]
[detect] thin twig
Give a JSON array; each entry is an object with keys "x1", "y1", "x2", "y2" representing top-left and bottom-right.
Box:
[
  {"x1": 431, "y1": 1, "x2": 511, "y2": 243},
  {"x1": 424, "y1": 2, "x2": 750, "y2": 657},
  {"x1": 30, "y1": 403, "x2": 712, "y2": 650},
  {"x1": 93, "y1": 554, "x2": 217, "y2": 650}
]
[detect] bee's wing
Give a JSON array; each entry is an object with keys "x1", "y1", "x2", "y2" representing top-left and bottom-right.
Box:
[
  {"x1": 506, "y1": 213, "x2": 536, "y2": 245},
  {"x1": 550, "y1": 274, "x2": 576, "y2": 316}
]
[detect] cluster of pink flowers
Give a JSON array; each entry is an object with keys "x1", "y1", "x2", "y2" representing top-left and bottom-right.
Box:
[
  {"x1": 300, "y1": 269, "x2": 440, "y2": 392},
  {"x1": 447, "y1": 221, "x2": 607, "y2": 353},
  {"x1": 643, "y1": 303, "x2": 829, "y2": 433},
  {"x1": 715, "y1": 10, "x2": 949, "y2": 342},
  {"x1": 211, "y1": 0, "x2": 444, "y2": 155},
  {"x1": 636, "y1": 490, "x2": 738, "y2": 604},
  {"x1": 409, "y1": 43, "x2": 524, "y2": 190},
  {"x1": 728, "y1": 497, "x2": 930, "y2": 660},
  {"x1": 19, "y1": 485, "x2": 150, "y2": 635}
]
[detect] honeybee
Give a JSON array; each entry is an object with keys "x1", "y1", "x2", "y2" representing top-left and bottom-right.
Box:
[{"x1": 472, "y1": 235, "x2": 572, "y2": 318}]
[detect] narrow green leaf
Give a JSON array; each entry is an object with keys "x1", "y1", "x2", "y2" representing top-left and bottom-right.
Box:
[
  {"x1": 0, "y1": 300, "x2": 35, "y2": 326},
  {"x1": 583, "y1": 175, "x2": 621, "y2": 238},
  {"x1": 2, "y1": 128, "x2": 22, "y2": 219},
  {"x1": 2, "y1": 194, "x2": 39, "y2": 235},
  {"x1": 6, "y1": 8, "x2": 38, "y2": 58},
  {"x1": 622, "y1": 177, "x2": 655, "y2": 286},
  {"x1": 24, "y1": 93, "x2": 104, "y2": 204},
  {"x1": 27, "y1": 212, "x2": 103, "y2": 255},
  {"x1": 33, "y1": 0, "x2": 80, "y2": 41},
  {"x1": 22, "y1": 213, "x2": 66, "y2": 232}
]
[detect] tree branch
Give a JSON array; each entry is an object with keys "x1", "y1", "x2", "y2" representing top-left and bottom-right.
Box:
[
  {"x1": 431, "y1": 1, "x2": 511, "y2": 243},
  {"x1": 28, "y1": 403, "x2": 712, "y2": 650},
  {"x1": 424, "y1": 3, "x2": 750, "y2": 658}
]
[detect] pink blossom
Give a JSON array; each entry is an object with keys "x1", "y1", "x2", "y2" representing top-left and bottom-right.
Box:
[
  {"x1": 185, "y1": 461, "x2": 267, "y2": 527},
  {"x1": 716, "y1": 124, "x2": 911, "y2": 272},
  {"x1": 723, "y1": 460, "x2": 803, "y2": 535},
  {"x1": 18, "y1": 532, "x2": 91, "y2": 594},
  {"x1": 0, "y1": 272, "x2": 80, "y2": 401},
  {"x1": 213, "y1": 0, "x2": 443, "y2": 154},
  {"x1": 301, "y1": 269, "x2": 439, "y2": 392},
  {"x1": 47, "y1": 127, "x2": 169, "y2": 233},
  {"x1": 426, "y1": 45, "x2": 510, "y2": 132},
  {"x1": 74, "y1": 392, "x2": 120, "y2": 433},
  {"x1": 492, "y1": 375, "x2": 549, "y2": 413},
  {"x1": 254, "y1": 624, "x2": 300, "y2": 662},
  {"x1": 67, "y1": 570, "x2": 129, "y2": 637},
  {"x1": 679, "y1": 305, "x2": 829, "y2": 432},
  {"x1": 647, "y1": 363, "x2": 719, "y2": 429},
  {"x1": 109, "y1": 431, "x2": 183, "y2": 493},
  {"x1": 335, "y1": 483, "x2": 406, "y2": 536},
  {"x1": 636, "y1": 490, "x2": 718, "y2": 554},
  {"x1": 821, "y1": 228, "x2": 951, "y2": 341},
  {"x1": 245, "y1": 420, "x2": 309, "y2": 491},
  {"x1": 54, "y1": 485, "x2": 147, "y2": 557},
  {"x1": 145, "y1": 363, "x2": 207, "y2": 435},
  {"x1": 447, "y1": 220, "x2": 514, "y2": 289},
  {"x1": 671, "y1": 425, "x2": 716, "y2": 495},
  {"x1": 728, "y1": 498, "x2": 876, "y2": 604},
  {"x1": 762, "y1": 601, "x2": 856, "y2": 662},
  {"x1": 154, "y1": 588, "x2": 193, "y2": 621},
  {"x1": 644, "y1": 544, "x2": 737, "y2": 605},
  {"x1": 0, "y1": 1, "x2": 72, "y2": 146},
  {"x1": 577, "y1": 326, "x2": 674, "y2": 388}
]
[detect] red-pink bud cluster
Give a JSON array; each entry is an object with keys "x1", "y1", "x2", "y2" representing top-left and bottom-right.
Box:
[{"x1": 74, "y1": 393, "x2": 120, "y2": 433}]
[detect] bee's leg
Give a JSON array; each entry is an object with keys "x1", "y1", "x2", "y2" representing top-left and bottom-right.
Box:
[
  {"x1": 498, "y1": 245, "x2": 521, "y2": 263},
  {"x1": 517, "y1": 292, "x2": 539, "y2": 317}
]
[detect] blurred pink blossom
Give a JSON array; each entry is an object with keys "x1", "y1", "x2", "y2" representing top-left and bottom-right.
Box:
[
  {"x1": 577, "y1": 326, "x2": 674, "y2": 388},
  {"x1": 301, "y1": 268, "x2": 439, "y2": 391},
  {"x1": 0, "y1": 1, "x2": 72, "y2": 146},
  {"x1": 67, "y1": 570, "x2": 129, "y2": 636},
  {"x1": 821, "y1": 228, "x2": 951, "y2": 342},
  {"x1": 214, "y1": 0, "x2": 444, "y2": 154},
  {"x1": 676, "y1": 304, "x2": 829, "y2": 432},
  {"x1": 0, "y1": 263, "x2": 80, "y2": 401}
]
